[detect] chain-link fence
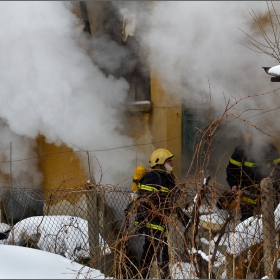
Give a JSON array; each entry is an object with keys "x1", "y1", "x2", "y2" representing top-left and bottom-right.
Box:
[{"x1": 0, "y1": 178, "x2": 280, "y2": 279}]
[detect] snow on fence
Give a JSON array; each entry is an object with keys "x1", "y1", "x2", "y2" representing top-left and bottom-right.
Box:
[
  {"x1": 0, "y1": 185, "x2": 128, "y2": 276},
  {"x1": 0, "y1": 180, "x2": 280, "y2": 279},
  {"x1": 3, "y1": 215, "x2": 111, "y2": 260}
]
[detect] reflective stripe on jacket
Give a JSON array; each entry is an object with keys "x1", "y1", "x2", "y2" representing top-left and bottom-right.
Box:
[
  {"x1": 226, "y1": 142, "x2": 280, "y2": 188},
  {"x1": 138, "y1": 184, "x2": 169, "y2": 193},
  {"x1": 134, "y1": 221, "x2": 168, "y2": 236},
  {"x1": 134, "y1": 221, "x2": 164, "y2": 231},
  {"x1": 229, "y1": 157, "x2": 280, "y2": 168}
]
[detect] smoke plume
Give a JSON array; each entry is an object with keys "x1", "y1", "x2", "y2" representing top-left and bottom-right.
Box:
[
  {"x1": 0, "y1": 1, "x2": 145, "y2": 189},
  {"x1": 0, "y1": 2, "x2": 280, "y2": 190}
]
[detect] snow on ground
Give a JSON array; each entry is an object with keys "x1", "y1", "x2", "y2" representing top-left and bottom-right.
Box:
[
  {"x1": 0, "y1": 245, "x2": 107, "y2": 279},
  {"x1": 0, "y1": 244, "x2": 199, "y2": 279}
]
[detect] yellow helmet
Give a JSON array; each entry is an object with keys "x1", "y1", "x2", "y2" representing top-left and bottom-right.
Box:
[{"x1": 149, "y1": 148, "x2": 174, "y2": 167}]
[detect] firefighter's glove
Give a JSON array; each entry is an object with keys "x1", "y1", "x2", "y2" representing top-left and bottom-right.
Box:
[{"x1": 131, "y1": 190, "x2": 139, "y2": 201}]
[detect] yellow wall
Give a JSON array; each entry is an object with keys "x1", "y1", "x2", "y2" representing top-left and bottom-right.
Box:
[
  {"x1": 124, "y1": 110, "x2": 155, "y2": 168},
  {"x1": 36, "y1": 136, "x2": 87, "y2": 205},
  {"x1": 150, "y1": 69, "x2": 182, "y2": 177},
  {"x1": 122, "y1": 71, "x2": 182, "y2": 176}
]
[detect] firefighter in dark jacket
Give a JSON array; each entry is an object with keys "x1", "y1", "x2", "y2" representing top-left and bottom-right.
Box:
[
  {"x1": 226, "y1": 133, "x2": 280, "y2": 221},
  {"x1": 134, "y1": 148, "x2": 190, "y2": 279}
]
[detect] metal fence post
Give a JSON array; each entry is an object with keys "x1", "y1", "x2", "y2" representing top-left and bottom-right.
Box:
[{"x1": 261, "y1": 178, "x2": 277, "y2": 278}]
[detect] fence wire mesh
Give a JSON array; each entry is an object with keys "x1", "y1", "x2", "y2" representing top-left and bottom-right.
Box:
[{"x1": 0, "y1": 178, "x2": 280, "y2": 279}]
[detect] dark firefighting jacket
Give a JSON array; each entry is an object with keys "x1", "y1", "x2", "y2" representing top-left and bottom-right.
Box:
[
  {"x1": 226, "y1": 142, "x2": 280, "y2": 189},
  {"x1": 134, "y1": 168, "x2": 189, "y2": 232}
]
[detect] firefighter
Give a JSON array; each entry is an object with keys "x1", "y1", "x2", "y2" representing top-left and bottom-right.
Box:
[
  {"x1": 226, "y1": 133, "x2": 280, "y2": 221},
  {"x1": 134, "y1": 148, "x2": 189, "y2": 279}
]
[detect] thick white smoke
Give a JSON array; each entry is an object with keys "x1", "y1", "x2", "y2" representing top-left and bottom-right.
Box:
[
  {"x1": 1, "y1": 1, "x2": 280, "y2": 190},
  {"x1": 134, "y1": 1, "x2": 280, "y2": 140},
  {"x1": 0, "y1": 1, "x2": 143, "y2": 188},
  {"x1": 0, "y1": 119, "x2": 42, "y2": 188},
  {"x1": 111, "y1": 1, "x2": 280, "y2": 185}
]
